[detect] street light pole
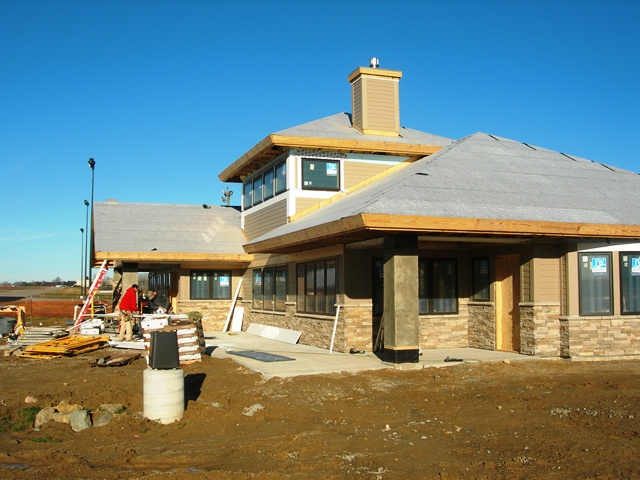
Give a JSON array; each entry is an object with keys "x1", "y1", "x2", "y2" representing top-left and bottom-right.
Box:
[
  {"x1": 87, "y1": 158, "x2": 96, "y2": 286},
  {"x1": 80, "y1": 227, "x2": 84, "y2": 298},
  {"x1": 84, "y1": 199, "x2": 89, "y2": 297}
]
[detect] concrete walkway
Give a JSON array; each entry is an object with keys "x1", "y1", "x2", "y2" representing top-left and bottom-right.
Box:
[{"x1": 204, "y1": 331, "x2": 534, "y2": 379}]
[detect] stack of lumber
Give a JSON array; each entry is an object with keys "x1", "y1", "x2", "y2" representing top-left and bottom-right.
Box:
[
  {"x1": 142, "y1": 319, "x2": 206, "y2": 365},
  {"x1": 18, "y1": 327, "x2": 69, "y2": 346},
  {"x1": 19, "y1": 335, "x2": 109, "y2": 359}
]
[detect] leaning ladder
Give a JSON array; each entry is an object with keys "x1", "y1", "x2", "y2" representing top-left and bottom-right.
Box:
[{"x1": 70, "y1": 259, "x2": 108, "y2": 331}]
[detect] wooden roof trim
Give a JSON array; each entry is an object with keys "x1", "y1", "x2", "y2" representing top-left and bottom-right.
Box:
[
  {"x1": 244, "y1": 213, "x2": 640, "y2": 254},
  {"x1": 95, "y1": 251, "x2": 254, "y2": 263},
  {"x1": 270, "y1": 135, "x2": 441, "y2": 156},
  {"x1": 361, "y1": 214, "x2": 640, "y2": 238},
  {"x1": 218, "y1": 135, "x2": 275, "y2": 183},
  {"x1": 243, "y1": 216, "x2": 367, "y2": 254},
  {"x1": 218, "y1": 133, "x2": 443, "y2": 183}
]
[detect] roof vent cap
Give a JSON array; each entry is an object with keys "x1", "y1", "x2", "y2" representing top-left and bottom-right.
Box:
[{"x1": 369, "y1": 57, "x2": 379, "y2": 68}]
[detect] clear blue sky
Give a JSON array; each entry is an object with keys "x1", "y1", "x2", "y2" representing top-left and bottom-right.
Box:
[{"x1": 1, "y1": 0, "x2": 638, "y2": 283}]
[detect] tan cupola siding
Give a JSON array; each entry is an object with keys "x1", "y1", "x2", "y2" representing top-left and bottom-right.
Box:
[{"x1": 348, "y1": 59, "x2": 402, "y2": 136}]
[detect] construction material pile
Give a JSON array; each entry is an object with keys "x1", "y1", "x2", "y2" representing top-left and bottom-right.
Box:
[
  {"x1": 18, "y1": 327, "x2": 69, "y2": 346},
  {"x1": 19, "y1": 334, "x2": 109, "y2": 359}
]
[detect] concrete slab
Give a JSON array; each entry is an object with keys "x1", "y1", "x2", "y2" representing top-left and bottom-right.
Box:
[{"x1": 204, "y1": 331, "x2": 535, "y2": 379}]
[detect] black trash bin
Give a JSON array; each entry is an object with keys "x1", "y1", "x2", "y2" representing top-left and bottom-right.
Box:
[{"x1": 149, "y1": 330, "x2": 180, "y2": 369}]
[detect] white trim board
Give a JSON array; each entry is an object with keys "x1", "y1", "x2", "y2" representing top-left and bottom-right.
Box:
[{"x1": 246, "y1": 323, "x2": 301, "y2": 345}]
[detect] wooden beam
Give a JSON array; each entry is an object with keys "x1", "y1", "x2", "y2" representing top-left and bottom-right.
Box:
[
  {"x1": 218, "y1": 133, "x2": 443, "y2": 183},
  {"x1": 244, "y1": 213, "x2": 640, "y2": 254},
  {"x1": 95, "y1": 251, "x2": 253, "y2": 263}
]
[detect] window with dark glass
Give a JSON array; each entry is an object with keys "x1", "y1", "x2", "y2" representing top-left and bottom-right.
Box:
[
  {"x1": 296, "y1": 259, "x2": 336, "y2": 314},
  {"x1": 472, "y1": 257, "x2": 491, "y2": 301},
  {"x1": 190, "y1": 271, "x2": 231, "y2": 300},
  {"x1": 419, "y1": 259, "x2": 458, "y2": 314},
  {"x1": 579, "y1": 253, "x2": 612, "y2": 315},
  {"x1": 252, "y1": 175, "x2": 263, "y2": 205},
  {"x1": 301, "y1": 158, "x2": 340, "y2": 191},
  {"x1": 243, "y1": 181, "x2": 252, "y2": 209},
  {"x1": 620, "y1": 253, "x2": 640, "y2": 314},
  {"x1": 252, "y1": 266, "x2": 287, "y2": 312},
  {"x1": 275, "y1": 161, "x2": 286, "y2": 194},
  {"x1": 263, "y1": 168, "x2": 274, "y2": 200}
]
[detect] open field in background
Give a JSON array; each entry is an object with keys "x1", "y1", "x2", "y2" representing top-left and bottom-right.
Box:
[{"x1": 0, "y1": 287, "x2": 112, "y2": 325}]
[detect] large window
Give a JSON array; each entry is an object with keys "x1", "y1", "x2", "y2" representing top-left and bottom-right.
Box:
[
  {"x1": 301, "y1": 158, "x2": 340, "y2": 191},
  {"x1": 242, "y1": 160, "x2": 288, "y2": 210},
  {"x1": 620, "y1": 253, "x2": 640, "y2": 314},
  {"x1": 252, "y1": 266, "x2": 287, "y2": 312},
  {"x1": 190, "y1": 271, "x2": 231, "y2": 300},
  {"x1": 419, "y1": 259, "x2": 458, "y2": 314},
  {"x1": 579, "y1": 253, "x2": 612, "y2": 315},
  {"x1": 296, "y1": 259, "x2": 336, "y2": 315},
  {"x1": 472, "y1": 257, "x2": 490, "y2": 301}
]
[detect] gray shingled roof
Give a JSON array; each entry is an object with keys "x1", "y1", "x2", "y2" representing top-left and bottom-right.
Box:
[
  {"x1": 276, "y1": 112, "x2": 454, "y2": 147},
  {"x1": 247, "y1": 132, "x2": 640, "y2": 245},
  {"x1": 94, "y1": 202, "x2": 246, "y2": 254}
]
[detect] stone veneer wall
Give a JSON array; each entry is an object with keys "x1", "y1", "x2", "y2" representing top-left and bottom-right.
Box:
[
  {"x1": 468, "y1": 303, "x2": 495, "y2": 350},
  {"x1": 520, "y1": 303, "x2": 561, "y2": 357},
  {"x1": 176, "y1": 299, "x2": 230, "y2": 331},
  {"x1": 560, "y1": 316, "x2": 640, "y2": 358},
  {"x1": 420, "y1": 301, "x2": 469, "y2": 349},
  {"x1": 241, "y1": 301, "x2": 352, "y2": 352}
]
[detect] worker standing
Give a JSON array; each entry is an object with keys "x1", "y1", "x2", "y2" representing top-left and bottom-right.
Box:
[{"x1": 117, "y1": 284, "x2": 139, "y2": 342}]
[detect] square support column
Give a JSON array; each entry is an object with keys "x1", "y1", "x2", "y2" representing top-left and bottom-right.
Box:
[{"x1": 382, "y1": 235, "x2": 420, "y2": 363}]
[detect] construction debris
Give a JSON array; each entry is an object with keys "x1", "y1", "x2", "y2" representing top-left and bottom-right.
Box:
[
  {"x1": 17, "y1": 327, "x2": 69, "y2": 346},
  {"x1": 89, "y1": 353, "x2": 141, "y2": 367},
  {"x1": 18, "y1": 335, "x2": 109, "y2": 359}
]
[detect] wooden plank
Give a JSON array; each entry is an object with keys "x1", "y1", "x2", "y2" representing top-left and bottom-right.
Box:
[{"x1": 222, "y1": 279, "x2": 243, "y2": 332}]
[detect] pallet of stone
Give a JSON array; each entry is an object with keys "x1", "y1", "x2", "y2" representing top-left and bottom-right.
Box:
[
  {"x1": 141, "y1": 320, "x2": 206, "y2": 365},
  {"x1": 19, "y1": 335, "x2": 110, "y2": 359},
  {"x1": 18, "y1": 327, "x2": 69, "y2": 346}
]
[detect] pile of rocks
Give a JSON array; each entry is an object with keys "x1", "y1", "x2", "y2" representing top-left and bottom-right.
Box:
[{"x1": 33, "y1": 399, "x2": 125, "y2": 432}]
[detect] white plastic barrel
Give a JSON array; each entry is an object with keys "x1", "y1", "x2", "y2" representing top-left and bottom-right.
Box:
[{"x1": 143, "y1": 368, "x2": 184, "y2": 424}]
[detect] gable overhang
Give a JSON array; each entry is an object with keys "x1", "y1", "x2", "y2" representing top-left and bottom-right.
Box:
[
  {"x1": 243, "y1": 213, "x2": 640, "y2": 254},
  {"x1": 218, "y1": 134, "x2": 442, "y2": 183}
]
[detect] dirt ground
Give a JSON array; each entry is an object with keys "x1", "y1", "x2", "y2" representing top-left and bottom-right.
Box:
[{"x1": 1, "y1": 299, "x2": 640, "y2": 479}]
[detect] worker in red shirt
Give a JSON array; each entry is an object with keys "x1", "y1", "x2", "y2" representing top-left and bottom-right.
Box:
[{"x1": 117, "y1": 284, "x2": 139, "y2": 342}]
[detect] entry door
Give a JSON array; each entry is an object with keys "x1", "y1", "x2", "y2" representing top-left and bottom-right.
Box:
[{"x1": 495, "y1": 255, "x2": 521, "y2": 352}]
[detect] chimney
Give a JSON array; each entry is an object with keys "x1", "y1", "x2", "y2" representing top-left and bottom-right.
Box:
[{"x1": 347, "y1": 58, "x2": 402, "y2": 137}]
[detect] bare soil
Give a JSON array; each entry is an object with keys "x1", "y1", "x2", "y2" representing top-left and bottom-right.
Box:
[{"x1": 1, "y1": 300, "x2": 640, "y2": 479}]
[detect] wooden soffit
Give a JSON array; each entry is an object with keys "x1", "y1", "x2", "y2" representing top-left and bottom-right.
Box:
[
  {"x1": 243, "y1": 213, "x2": 640, "y2": 254},
  {"x1": 218, "y1": 134, "x2": 442, "y2": 183}
]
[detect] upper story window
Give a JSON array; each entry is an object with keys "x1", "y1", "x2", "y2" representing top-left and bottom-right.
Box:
[
  {"x1": 243, "y1": 160, "x2": 287, "y2": 210},
  {"x1": 302, "y1": 158, "x2": 340, "y2": 191}
]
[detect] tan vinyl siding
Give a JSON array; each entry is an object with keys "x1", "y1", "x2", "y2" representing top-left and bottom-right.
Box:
[
  {"x1": 363, "y1": 79, "x2": 398, "y2": 133},
  {"x1": 560, "y1": 255, "x2": 567, "y2": 315},
  {"x1": 352, "y1": 79, "x2": 363, "y2": 130},
  {"x1": 244, "y1": 199, "x2": 287, "y2": 241},
  {"x1": 533, "y1": 257, "x2": 560, "y2": 302},
  {"x1": 295, "y1": 197, "x2": 323, "y2": 215},
  {"x1": 344, "y1": 160, "x2": 395, "y2": 189}
]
